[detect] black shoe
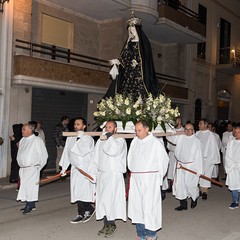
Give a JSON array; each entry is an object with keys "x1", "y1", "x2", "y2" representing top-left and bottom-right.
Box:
[
  {"x1": 202, "y1": 192, "x2": 207, "y2": 200},
  {"x1": 161, "y1": 190, "x2": 166, "y2": 201},
  {"x1": 166, "y1": 187, "x2": 172, "y2": 193},
  {"x1": 21, "y1": 207, "x2": 35, "y2": 211},
  {"x1": 175, "y1": 205, "x2": 187, "y2": 211},
  {"x1": 191, "y1": 199, "x2": 198, "y2": 208},
  {"x1": 9, "y1": 179, "x2": 18, "y2": 183},
  {"x1": 82, "y1": 209, "x2": 95, "y2": 223},
  {"x1": 70, "y1": 215, "x2": 84, "y2": 224},
  {"x1": 22, "y1": 206, "x2": 33, "y2": 215},
  {"x1": 199, "y1": 191, "x2": 202, "y2": 197}
]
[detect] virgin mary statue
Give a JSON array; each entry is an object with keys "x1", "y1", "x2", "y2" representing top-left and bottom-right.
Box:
[{"x1": 104, "y1": 13, "x2": 160, "y2": 101}]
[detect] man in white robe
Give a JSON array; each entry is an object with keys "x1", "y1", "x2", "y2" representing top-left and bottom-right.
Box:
[
  {"x1": 221, "y1": 122, "x2": 234, "y2": 176},
  {"x1": 173, "y1": 123, "x2": 203, "y2": 211},
  {"x1": 225, "y1": 125, "x2": 240, "y2": 209},
  {"x1": 208, "y1": 123, "x2": 222, "y2": 180},
  {"x1": 17, "y1": 123, "x2": 48, "y2": 214},
  {"x1": 128, "y1": 120, "x2": 169, "y2": 240},
  {"x1": 89, "y1": 120, "x2": 127, "y2": 238},
  {"x1": 196, "y1": 119, "x2": 220, "y2": 200},
  {"x1": 59, "y1": 117, "x2": 95, "y2": 223},
  {"x1": 166, "y1": 117, "x2": 184, "y2": 192}
]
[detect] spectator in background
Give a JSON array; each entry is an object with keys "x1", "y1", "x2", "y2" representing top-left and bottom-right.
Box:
[
  {"x1": 9, "y1": 123, "x2": 23, "y2": 183},
  {"x1": 53, "y1": 115, "x2": 69, "y2": 172},
  {"x1": 35, "y1": 121, "x2": 46, "y2": 144}
]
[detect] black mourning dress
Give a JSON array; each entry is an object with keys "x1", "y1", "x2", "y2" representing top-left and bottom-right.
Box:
[{"x1": 104, "y1": 24, "x2": 160, "y2": 101}]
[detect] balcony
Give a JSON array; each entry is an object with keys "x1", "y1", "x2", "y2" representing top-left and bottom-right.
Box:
[
  {"x1": 216, "y1": 47, "x2": 240, "y2": 75},
  {"x1": 13, "y1": 39, "x2": 110, "y2": 94},
  {"x1": 152, "y1": 0, "x2": 206, "y2": 44}
]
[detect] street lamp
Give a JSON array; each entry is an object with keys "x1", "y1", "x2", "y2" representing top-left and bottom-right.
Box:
[{"x1": 0, "y1": 0, "x2": 9, "y2": 13}]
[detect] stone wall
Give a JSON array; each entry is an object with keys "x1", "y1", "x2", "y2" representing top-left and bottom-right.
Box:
[{"x1": 13, "y1": 0, "x2": 32, "y2": 41}]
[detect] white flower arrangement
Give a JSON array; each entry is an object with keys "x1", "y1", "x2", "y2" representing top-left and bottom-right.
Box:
[{"x1": 94, "y1": 93, "x2": 180, "y2": 131}]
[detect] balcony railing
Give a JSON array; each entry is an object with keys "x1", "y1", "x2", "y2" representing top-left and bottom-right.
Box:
[
  {"x1": 217, "y1": 47, "x2": 240, "y2": 66},
  {"x1": 161, "y1": 0, "x2": 199, "y2": 20},
  {"x1": 15, "y1": 39, "x2": 186, "y2": 86},
  {"x1": 156, "y1": 72, "x2": 186, "y2": 85},
  {"x1": 15, "y1": 39, "x2": 109, "y2": 70}
]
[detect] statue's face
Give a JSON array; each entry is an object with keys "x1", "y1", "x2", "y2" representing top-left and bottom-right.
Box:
[{"x1": 128, "y1": 25, "x2": 139, "y2": 42}]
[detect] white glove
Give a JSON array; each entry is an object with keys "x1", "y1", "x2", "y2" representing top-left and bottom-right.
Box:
[
  {"x1": 78, "y1": 131, "x2": 84, "y2": 138},
  {"x1": 60, "y1": 169, "x2": 67, "y2": 177},
  {"x1": 100, "y1": 134, "x2": 108, "y2": 141},
  {"x1": 196, "y1": 172, "x2": 201, "y2": 177},
  {"x1": 176, "y1": 162, "x2": 181, "y2": 169}
]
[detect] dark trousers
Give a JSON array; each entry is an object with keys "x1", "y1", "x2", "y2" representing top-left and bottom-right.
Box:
[
  {"x1": 26, "y1": 201, "x2": 35, "y2": 208},
  {"x1": 77, "y1": 201, "x2": 94, "y2": 216},
  {"x1": 103, "y1": 216, "x2": 115, "y2": 225}
]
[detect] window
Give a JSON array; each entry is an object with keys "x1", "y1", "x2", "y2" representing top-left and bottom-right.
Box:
[
  {"x1": 219, "y1": 18, "x2": 231, "y2": 64},
  {"x1": 41, "y1": 14, "x2": 73, "y2": 49},
  {"x1": 197, "y1": 4, "x2": 207, "y2": 60}
]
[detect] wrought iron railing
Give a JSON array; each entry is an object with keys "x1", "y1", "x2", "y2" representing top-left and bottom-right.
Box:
[
  {"x1": 156, "y1": 72, "x2": 186, "y2": 85},
  {"x1": 15, "y1": 39, "x2": 109, "y2": 69},
  {"x1": 162, "y1": 0, "x2": 199, "y2": 20}
]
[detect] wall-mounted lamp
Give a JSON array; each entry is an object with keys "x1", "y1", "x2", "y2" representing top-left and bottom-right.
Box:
[{"x1": 0, "y1": 0, "x2": 9, "y2": 13}]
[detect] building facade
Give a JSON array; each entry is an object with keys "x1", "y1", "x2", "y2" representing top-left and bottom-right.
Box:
[{"x1": 0, "y1": 0, "x2": 239, "y2": 177}]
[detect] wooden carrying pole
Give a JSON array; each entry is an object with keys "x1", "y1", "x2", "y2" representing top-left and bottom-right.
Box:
[
  {"x1": 38, "y1": 170, "x2": 71, "y2": 184},
  {"x1": 179, "y1": 165, "x2": 224, "y2": 187},
  {"x1": 77, "y1": 168, "x2": 94, "y2": 181},
  {"x1": 62, "y1": 131, "x2": 184, "y2": 139},
  {"x1": 38, "y1": 168, "x2": 94, "y2": 184}
]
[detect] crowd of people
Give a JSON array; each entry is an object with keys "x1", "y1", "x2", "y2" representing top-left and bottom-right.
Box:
[{"x1": 9, "y1": 116, "x2": 240, "y2": 239}]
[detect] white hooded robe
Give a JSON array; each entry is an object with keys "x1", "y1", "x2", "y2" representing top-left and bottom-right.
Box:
[
  {"x1": 225, "y1": 138, "x2": 240, "y2": 190},
  {"x1": 172, "y1": 134, "x2": 203, "y2": 201},
  {"x1": 89, "y1": 136, "x2": 127, "y2": 221},
  {"x1": 59, "y1": 134, "x2": 95, "y2": 203},
  {"x1": 17, "y1": 135, "x2": 48, "y2": 202},
  {"x1": 128, "y1": 133, "x2": 169, "y2": 231},
  {"x1": 196, "y1": 130, "x2": 220, "y2": 188}
]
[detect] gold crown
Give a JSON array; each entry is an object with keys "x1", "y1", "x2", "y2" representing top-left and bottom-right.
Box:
[{"x1": 127, "y1": 12, "x2": 142, "y2": 26}]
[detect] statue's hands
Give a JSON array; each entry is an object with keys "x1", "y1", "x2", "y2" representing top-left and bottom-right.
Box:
[{"x1": 109, "y1": 59, "x2": 120, "y2": 66}]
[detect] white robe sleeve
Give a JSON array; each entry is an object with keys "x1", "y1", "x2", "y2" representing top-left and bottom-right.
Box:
[
  {"x1": 70, "y1": 136, "x2": 94, "y2": 158},
  {"x1": 70, "y1": 136, "x2": 94, "y2": 169},
  {"x1": 156, "y1": 142, "x2": 169, "y2": 185},
  {"x1": 59, "y1": 138, "x2": 71, "y2": 171},
  {"x1": 102, "y1": 136, "x2": 126, "y2": 157},
  {"x1": 37, "y1": 138, "x2": 48, "y2": 169},
  {"x1": 87, "y1": 140, "x2": 101, "y2": 183}
]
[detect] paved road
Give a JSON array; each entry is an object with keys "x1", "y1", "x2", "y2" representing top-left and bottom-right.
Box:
[{"x1": 0, "y1": 175, "x2": 240, "y2": 240}]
